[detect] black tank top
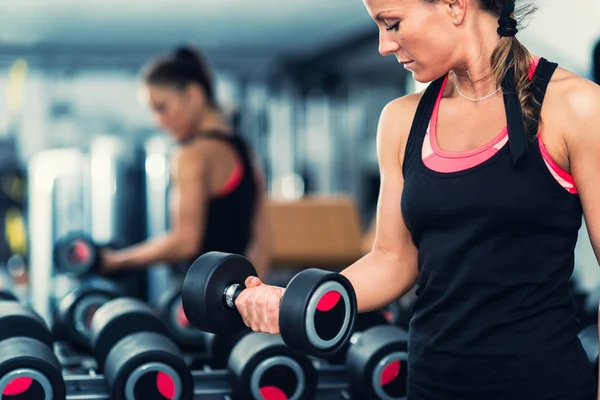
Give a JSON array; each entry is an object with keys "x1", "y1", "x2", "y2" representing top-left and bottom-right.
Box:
[
  {"x1": 401, "y1": 58, "x2": 595, "y2": 400},
  {"x1": 177, "y1": 131, "x2": 258, "y2": 272}
]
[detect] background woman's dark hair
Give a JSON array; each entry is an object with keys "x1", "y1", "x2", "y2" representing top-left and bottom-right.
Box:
[
  {"x1": 143, "y1": 45, "x2": 216, "y2": 107},
  {"x1": 593, "y1": 40, "x2": 600, "y2": 84},
  {"x1": 424, "y1": 0, "x2": 538, "y2": 126}
]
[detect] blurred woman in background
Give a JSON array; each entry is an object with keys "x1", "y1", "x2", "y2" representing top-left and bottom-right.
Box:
[{"x1": 101, "y1": 45, "x2": 271, "y2": 280}]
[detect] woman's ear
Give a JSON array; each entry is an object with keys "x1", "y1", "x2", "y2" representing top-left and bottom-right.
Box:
[
  {"x1": 184, "y1": 83, "x2": 207, "y2": 108},
  {"x1": 442, "y1": 0, "x2": 467, "y2": 25}
]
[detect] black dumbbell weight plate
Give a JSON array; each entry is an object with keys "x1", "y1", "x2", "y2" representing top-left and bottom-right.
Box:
[
  {"x1": 202, "y1": 329, "x2": 250, "y2": 369},
  {"x1": 0, "y1": 338, "x2": 66, "y2": 400},
  {"x1": 90, "y1": 298, "x2": 168, "y2": 370},
  {"x1": 328, "y1": 309, "x2": 390, "y2": 365},
  {"x1": 53, "y1": 279, "x2": 122, "y2": 352},
  {"x1": 182, "y1": 252, "x2": 257, "y2": 335},
  {"x1": 279, "y1": 269, "x2": 357, "y2": 358},
  {"x1": 228, "y1": 333, "x2": 317, "y2": 400},
  {"x1": 103, "y1": 332, "x2": 193, "y2": 400},
  {"x1": 156, "y1": 288, "x2": 205, "y2": 350},
  {"x1": 0, "y1": 289, "x2": 17, "y2": 302},
  {"x1": 346, "y1": 325, "x2": 408, "y2": 400},
  {"x1": 0, "y1": 301, "x2": 54, "y2": 347},
  {"x1": 53, "y1": 234, "x2": 98, "y2": 276}
]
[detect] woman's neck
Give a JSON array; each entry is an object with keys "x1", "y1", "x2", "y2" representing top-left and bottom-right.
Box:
[{"x1": 195, "y1": 107, "x2": 233, "y2": 135}]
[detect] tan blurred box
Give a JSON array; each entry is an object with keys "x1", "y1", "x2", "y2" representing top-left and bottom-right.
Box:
[{"x1": 267, "y1": 196, "x2": 363, "y2": 268}]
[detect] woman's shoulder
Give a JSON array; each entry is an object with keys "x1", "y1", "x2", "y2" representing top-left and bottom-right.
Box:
[
  {"x1": 542, "y1": 61, "x2": 600, "y2": 147},
  {"x1": 375, "y1": 89, "x2": 434, "y2": 164},
  {"x1": 545, "y1": 64, "x2": 600, "y2": 123}
]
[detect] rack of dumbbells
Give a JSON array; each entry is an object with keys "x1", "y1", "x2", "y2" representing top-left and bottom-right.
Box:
[
  {"x1": 24, "y1": 142, "x2": 409, "y2": 399},
  {"x1": 38, "y1": 235, "x2": 409, "y2": 399}
]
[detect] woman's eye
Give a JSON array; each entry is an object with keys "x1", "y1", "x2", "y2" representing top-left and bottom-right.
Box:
[{"x1": 385, "y1": 22, "x2": 399, "y2": 31}]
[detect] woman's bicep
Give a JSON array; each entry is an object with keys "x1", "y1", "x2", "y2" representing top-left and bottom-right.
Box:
[
  {"x1": 171, "y1": 150, "x2": 209, "y2": 250},
  {"x1": 371, "y1": 98, "x2": 419, "y2": 266},
  {"x1": 567, "y1": 82, "x2": 600, "y2": 263}
]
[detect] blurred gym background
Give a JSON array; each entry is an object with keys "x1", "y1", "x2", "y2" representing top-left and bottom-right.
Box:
[{"x1": 0, "y1": 0, "x2": 598, "y2": 323}]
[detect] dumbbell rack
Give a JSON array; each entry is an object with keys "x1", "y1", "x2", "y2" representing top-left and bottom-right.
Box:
[
  {"x1": 63, "y1": 365, "x2": 348, "y2": 399},
  {"x1": 58, "y1": 342, "x2": 351, "y2": 399}
]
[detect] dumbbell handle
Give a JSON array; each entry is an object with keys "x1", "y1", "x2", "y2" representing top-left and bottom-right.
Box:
[{"x1": 223, "y1": 283, "x2": 244, "y2": 310}]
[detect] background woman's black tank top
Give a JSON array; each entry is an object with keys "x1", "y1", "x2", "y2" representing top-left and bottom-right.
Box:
[
  {"x1": 178, "y1": 131, "x2": 258, "y2": 270},
  {"x1": 400, "y1": 58, "x2": 595, "y2": 400}
]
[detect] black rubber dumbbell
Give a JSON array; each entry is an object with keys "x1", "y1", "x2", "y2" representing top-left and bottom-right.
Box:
[
  {"x1": 52, "y1": 276, "x2": 123, "y2": 353},
  {"x1": 228, "y1": 332, "x2": 318, "y2": 400},
  {"x1": 182, "y1": 252, "x2": 358, "y2": 359},
  {"x1": 344, "y1": 325, "x2": 409, "y2": 400},
  {"x1": 155, "y1": 286, "x2": 206, "y2": 352},
  {"x1": 0, "y1": 288, "x2": 17, "y2": 302},
  {"x1": 154, "y1": 285, "x2": 253, "y2": 368},
  {"x1": 202, "y1": 329, "x2": 251, "y2": 369},
  {"x1": 53, "y1": 233, "x2": 101, "y2": 276},
  {"x1": 327, "y1": 309, "x2": 390, "y2": 365},
  {"x1": 90, "y1": 297, "x2": 193, "y2": 400},
  {"x1": 0, "y1": 301, "x2": 66, "y2": 399}
]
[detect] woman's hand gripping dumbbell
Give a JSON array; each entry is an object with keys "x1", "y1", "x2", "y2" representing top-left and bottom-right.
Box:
[{"x1": 182, "y1": 251, "x2": 358, "y2": 359}]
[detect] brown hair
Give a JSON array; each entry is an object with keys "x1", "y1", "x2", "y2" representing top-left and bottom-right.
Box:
[
  {"x1": 424, "y1": 1, "x2": 538, "y2": 124},
  {"x1": 142, "y1": 45, "x2": 216, "y2": 107}
]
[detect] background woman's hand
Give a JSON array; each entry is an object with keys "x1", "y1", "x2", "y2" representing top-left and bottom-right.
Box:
[{"x1": 235, "y1": 277, "x2": 284, "y2": 334}]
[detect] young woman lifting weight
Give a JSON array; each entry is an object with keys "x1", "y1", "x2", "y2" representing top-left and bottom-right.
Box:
[{"x1": 234, "y1": 0, "x2": 600, "y2": 399}]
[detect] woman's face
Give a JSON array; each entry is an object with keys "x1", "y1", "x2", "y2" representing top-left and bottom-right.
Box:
[
  {"x1": 142, "y1": 84, "x2": 203, "y2": 140},
  {"x1": 363, "y1": 0, "x2": 462, "y2": 83}
]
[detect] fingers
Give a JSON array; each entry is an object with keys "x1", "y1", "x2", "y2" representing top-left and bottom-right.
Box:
[
  {"x1": 245, "y1": 287, "x2": 263, "y2": 332},
  {"x1": 237, "y1": 276, "x2": 263, "y2": 329},
  {"x1": 265, "y1": 288, "x2": 282, "y2": 334},
  {"x1": 234, "y1": 284, "x2": 283, "y2": 334},
  {"x1": 245, "y1": 276, "x2": 262, "y2": 288}
]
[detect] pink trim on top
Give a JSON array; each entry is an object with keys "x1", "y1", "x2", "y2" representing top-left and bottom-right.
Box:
[
  {"x1": 538, "y1": 138, "x2": 577, "y2": 193},
  {"x1": 215, "y1": 158, "x2": 244, "y2": 197},
  {"x1": 421, "y1": 56, "x2": 577, "y2": 193},
  {"x1": 428, "y1": 75, "x2": 508, "y2": 159}
]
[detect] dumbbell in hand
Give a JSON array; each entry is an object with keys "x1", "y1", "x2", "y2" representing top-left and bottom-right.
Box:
[
  {"x1": 52, "y1": 277, "x2": 122, "y2": 353},
  {"x1": 90, "y1": 297, "x2": 193, "y2": 400},
  {"x1": 0, "y1": 301, "x2": 66, "y2": 399},
  {"x1": 53, "y1": 233, "x2": 125, "y2": 276},
  {"x1": 182, "y1": 251, "x2": 357, "y2": 359},
  {"x1": 53, "y1": 233, "x2": 102, "y2": 276}
]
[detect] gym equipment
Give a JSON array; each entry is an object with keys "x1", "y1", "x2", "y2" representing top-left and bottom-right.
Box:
[
  {"x1": 90, "y1": 297, "x2": 193, "y2": 400},
  {"x1": 155, "y1": 286, "x2": 205, "y2": 351},
  {"x1": 62, "y1": 359, "x2": 346, "y2": 399},
  {"x1": 202, "y1": 329, "x2": 251, "y2": 369},
  {"x1": 53, "y1": 276, "x2": 122, "y2": 353},
  {"x1": 182, "y1": 251, "x2": 357, "y2": 358},
  {"x1": 327, "y1": 309, "x2": 390, "y2": 364},
  {"x1": 228, "y1": 332, "x2": 318, "y2": 400},
  {"x1": 345, "y1": 325, "x2": 408, "y2": 400},
  {"x1": 579, "y1": 324, "x2": 599, "y2": 389},
  {"x1": 0, "y1": 288, "x2": 17, "y2": 302},
  {"x1": 0, "y1": 300, "x2": 66, "y2": 399},
  {"x1": 53, "y1": 233, "x2": 100, "y2": 276}
]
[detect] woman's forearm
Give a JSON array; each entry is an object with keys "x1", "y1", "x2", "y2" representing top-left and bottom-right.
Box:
[
  {"x1": 341, "y1": 250, "x2": 418, "y2": 313},
  {"x1": 108, "y1": 233, "x2": 197, "y2": 270}
]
